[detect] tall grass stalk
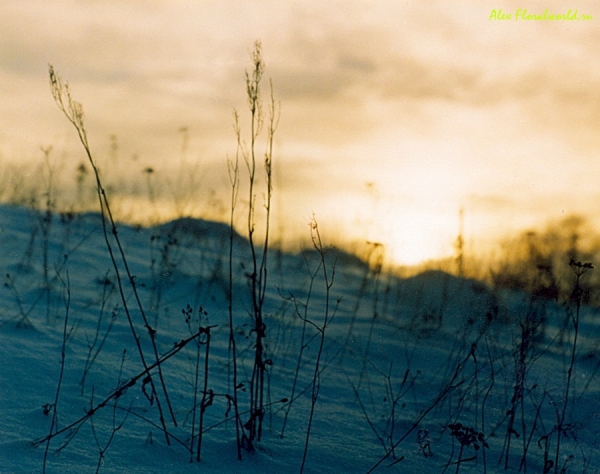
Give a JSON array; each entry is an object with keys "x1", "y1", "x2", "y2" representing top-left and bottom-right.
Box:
[
  {"x1": 300, "y1": 218, "x2": 337, "y2": 473},
  {"x1": 227, "y1": 136, "x2": 242, "y2": 458},
  {"x1": 43, "y1": 270, "x2": 72, "y2": 473},
  {"x1": 280, "y1": 251, "x2": 321, "y2": 439},
  {"x1": 39, "y1": 146, "x2": 55, "y2": 323},
  {"x1": 79, "y1": 272, "x2": 116, "y2": 395},
  {"x1": 89, "y1": 350, "x2": 130, "y2": 474},
  {"x1": 554, "y1": 259, "x2": 593, "y2": 473},
  {"x1": 357, "y1": 242, "x2": 385, "y2": 390},
  {"x1": 196, "y1": 316, "x2": 213, "y2": 462},
  {"x1": 502, "y1": 300, "x2": 540, "y2": 470},
  {"x1": 235, "y1": 41, "x2": 279, "y2": 446},
  {"x1": 49, "y1": 66, "x2": 176, "y2": 443}
]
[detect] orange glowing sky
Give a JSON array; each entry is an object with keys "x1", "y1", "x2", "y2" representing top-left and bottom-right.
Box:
[{"x1": 2, "y1": 0, "x2": 600, "y2": 265}]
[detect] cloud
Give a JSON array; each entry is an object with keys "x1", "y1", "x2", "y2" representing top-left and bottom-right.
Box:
[{"x1": 3, "y1": 0, "x2": 599, "y2": 156}]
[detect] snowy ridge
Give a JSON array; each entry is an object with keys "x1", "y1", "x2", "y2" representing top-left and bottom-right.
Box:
[{"x1": 0, "y1": 204, "x2": 599, "y2": 473}]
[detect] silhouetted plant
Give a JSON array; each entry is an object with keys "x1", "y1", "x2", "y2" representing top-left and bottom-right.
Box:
[
  {"x1": 490, "y1": 216, "x2": 598, "y2": 304},
  {"x1": 348, "y1": 361, "x2": 419, "y2": 461},
  {"x1": 49, "y1": 65, "x2": 177, "y2": 443},
  {"x1": 444, "y1": 422, "x2": 489, "y2": 473},
  {"x1": 89, "y1": 350, "x2": 130, "y2": 474},
  {"x1": 80, "y1": 271, "x2": 117, "y2": 395},
  {"x1": 227, "y1": 132, "x2": 243, "y2": 459},
  {"x1": 502, "y1": 297, "x2": 544, "y2": 470},
  {"x1": 553, "y1": 259, "x2": 593, "y2": 473},
  {"x1": 233, "y1": 40, "x2": 279, "y2": 448},
  {"x1": 367, "y1": 347, "x2": 482, "y2": 474},
  {"x1": 417, "y1": 428, "x2": 433, "y2": 458},
  {"x1": 33, "y1": 328, "x2": 206, "y2": 450},
  {"x1": 182, "y1": 305, "x2": 214, "y2": 462},
  {"x1": 148, "y1": 229, "x2": 180, "y2": 328},
  {"x1": 43, "y1": 270, "x2": 74, "y2": 473},
  {"x1": 300, "y1": 218, "x2": 338, "y2": 474},
  {"x1": 3, "y1": 273, "x2": 35, "y2": 328}
]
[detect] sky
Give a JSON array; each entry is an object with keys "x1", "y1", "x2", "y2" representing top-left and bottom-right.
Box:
[{"x1": 2, "y1": 0, "x2": 600, "y2": 265}]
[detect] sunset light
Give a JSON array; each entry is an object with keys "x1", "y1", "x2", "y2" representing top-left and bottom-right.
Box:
[{"x1": 1, "y1": 0, "x2": 599, "y2": 266}]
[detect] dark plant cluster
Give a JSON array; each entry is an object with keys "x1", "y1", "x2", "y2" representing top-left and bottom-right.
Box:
[
  {"x1": 447, "y1": 422, "x2": 489, "y2": 451},
  {"x1": 488, "y1": 219, "x2": 600, "y2": 306}
]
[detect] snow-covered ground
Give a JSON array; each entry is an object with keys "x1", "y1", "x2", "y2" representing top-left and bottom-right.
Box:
[{"x1": 1, "y1": 203, "x2": 599, "y2": 473}]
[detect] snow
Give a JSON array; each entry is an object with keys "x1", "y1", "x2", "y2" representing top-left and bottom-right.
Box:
[{"x1": 1, "y1": 203, "x2": 599, "y2": 473}]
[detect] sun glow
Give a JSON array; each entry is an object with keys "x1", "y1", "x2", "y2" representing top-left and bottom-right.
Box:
[
  {"x1": 374, "y1": 208, "x2": 457, "y2": 266},
  {"x1": 387, "y1": 230, "x2": 451, "y2": 266}
]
